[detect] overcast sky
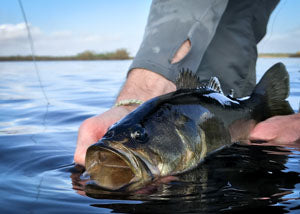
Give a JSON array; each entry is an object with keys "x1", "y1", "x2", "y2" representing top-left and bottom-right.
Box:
[{"x1": 1, "y1": 0, "x2": 300, "y2": 56}]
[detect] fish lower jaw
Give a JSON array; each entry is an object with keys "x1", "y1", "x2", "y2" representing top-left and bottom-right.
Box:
[
  {"x1": 85, "y1": 147, "x2": 140, "y2": 190},
  {"x1": 85, "y1": 145, "x2": 157, "y2": 191}
]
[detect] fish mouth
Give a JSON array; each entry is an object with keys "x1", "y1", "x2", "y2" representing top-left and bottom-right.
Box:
[{"x1": 85, "y1": 142, "x2": 153, "y2": 191}]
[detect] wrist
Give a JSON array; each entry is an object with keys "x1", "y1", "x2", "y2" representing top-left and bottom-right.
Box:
[{"x1": 116, "y1": 68, "x2": 176, "y2": 103}]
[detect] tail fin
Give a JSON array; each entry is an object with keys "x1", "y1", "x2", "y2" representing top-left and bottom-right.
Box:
[{"x1": 249, "y1": 62, "x2": 294, "y2": 121}]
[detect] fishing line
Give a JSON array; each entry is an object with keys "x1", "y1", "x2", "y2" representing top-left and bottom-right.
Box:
[
  {"x1": 18, "y1": 0, "x2": 50, "y2": 141},
  {"x1": 18, "y1": 0, "x2": 49, "y2": 105}
]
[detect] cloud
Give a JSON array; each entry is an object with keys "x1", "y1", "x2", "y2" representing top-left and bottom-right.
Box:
[
  {"x1": 0, "y1": 23, "x2": 141, "y2": 56},
  {"x1": 4, "y1": 22, "x2": 298, "y2": 56},
  {"x1": 0, "y1": 23, "x2": 42, "y2": 40},
  {"x1": 0, "y1": 23, "x2": 42, "y2": 55},
  {"x1": 258, "y1": 27, "x2": 300, "y2": 53}
]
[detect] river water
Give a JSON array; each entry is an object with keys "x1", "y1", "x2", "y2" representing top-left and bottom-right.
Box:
[{"x1": 0, "y1": 58, "x2": 299, "y2": 213}]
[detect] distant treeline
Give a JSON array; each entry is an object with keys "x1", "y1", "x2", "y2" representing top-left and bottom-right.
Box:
[
  {"x1": 258, "y1": 51, "x2": 300, "y2": 58},
  {"x1": 1, "y1": 49, "x2": 300, "y2": 61},
  {"x1": 0, "y1": 49, "x2": 132, "y2": 61}
]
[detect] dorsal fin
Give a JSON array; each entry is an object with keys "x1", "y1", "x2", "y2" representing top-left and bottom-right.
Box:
[
  {"x1": 175, "y1": 68, "x2": 202, "y2": 89},
  {"x1": 207, "y1": 77, "x2": 224, "y2": 94}
]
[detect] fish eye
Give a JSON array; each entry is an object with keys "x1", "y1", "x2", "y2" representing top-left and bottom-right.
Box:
[{"x1": 130, "y1": 128, "x2": 148, "y2": 143}]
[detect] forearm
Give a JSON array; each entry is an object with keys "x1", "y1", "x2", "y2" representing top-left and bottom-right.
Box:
[
  {"x1": 116, "y1": 32, "x2": 194, "y2": 105},
  {"x1": 116, "y1": 68, "x2": 176, "y2": 106},
  {"x1": 116, "y1": 39, "x2": 194, "y2": 105}
]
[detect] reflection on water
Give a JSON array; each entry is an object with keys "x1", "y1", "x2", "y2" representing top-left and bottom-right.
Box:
[
  {"x1": 0, "y1": 59, "x2": 299, "y2": 213},
  {"x1": 72, "y1": 144, "x2": 300, "y2": 213}
]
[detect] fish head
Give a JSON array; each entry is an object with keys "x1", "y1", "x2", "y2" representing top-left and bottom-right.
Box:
[
  {"x1": 85, "y1": 101, "x2": 208, "y2": 191},
  {"x1": 85, "y1": 107, "x2": 166, "y2": 190},
  {"x1": 85, "y1": 122, "x2": 154, "y2": 191}
]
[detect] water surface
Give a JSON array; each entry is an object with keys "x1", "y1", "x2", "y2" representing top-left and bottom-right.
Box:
[{"x1": 0, "y1": 58, "x2": 299, "y2": 213}]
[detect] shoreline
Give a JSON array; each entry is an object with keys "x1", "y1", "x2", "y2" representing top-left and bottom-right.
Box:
[
  {"x1": 0, "y1": 52, "x2": 299, "y2": 62},
  {"x1": 0, "y1": 58, "x2": 133, "y2": 62},
  {"x1": 0, "y1": 52, "x2": 300, "y2": 62},
  {"x1": 0, "y1": 49, "x2": 133, "y2": 62},
  {"x1": 0, "y1": 56, "x2": 299, "y2": 62},
  {"x1": 258, "y1": 53, "x2": 300, "y2": 58}
]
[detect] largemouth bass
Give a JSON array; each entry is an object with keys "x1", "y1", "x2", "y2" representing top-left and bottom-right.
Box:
[{"x1": 85, "y1": 63, "x2": 294, "y2": 191}]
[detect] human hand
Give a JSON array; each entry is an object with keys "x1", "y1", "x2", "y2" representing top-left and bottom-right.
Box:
[
  {"x1": 74, "y1": 68, "x2": 176, "y2": 166},
  {"x1": 249, "y1": 113, "x2": 300, "y2": 146},
  {"x1": 74, "y1": 106, "x2": 136, "y2": 166},
  {"x1": 74, "y1": 40, "x2": 191, "y2": 166}
]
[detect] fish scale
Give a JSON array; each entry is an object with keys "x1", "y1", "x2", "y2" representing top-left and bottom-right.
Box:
[{"x1": 85, "y1": 62, "x2": 294, "y2": 191}]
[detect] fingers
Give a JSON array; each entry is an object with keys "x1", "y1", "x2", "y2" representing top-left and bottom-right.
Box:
[
  {"x1": 249, "y1": 114, "x2": 300, "y2": 146},
  {"x1": 74, "y1": 106, "x2": 136, "y2": 166},
  {"x1": 74, "y1": 117, "x2": 104, "y2": 166},
  {"x1": 249, "y1": 120, "x2": 277, "y2": 142}
]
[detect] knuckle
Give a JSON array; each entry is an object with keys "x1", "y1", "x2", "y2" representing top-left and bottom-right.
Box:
[{"x1": 79, "y1": 117, "x2": 96, "y2": 132}]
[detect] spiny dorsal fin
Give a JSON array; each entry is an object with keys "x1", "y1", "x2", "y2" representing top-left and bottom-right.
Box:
[
  {"x1": 175, "y1": 68, "x2": 202, "y2": 89},
  {"x1": 207, "y1": 77, "x2": 224, "y2": 94}
]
